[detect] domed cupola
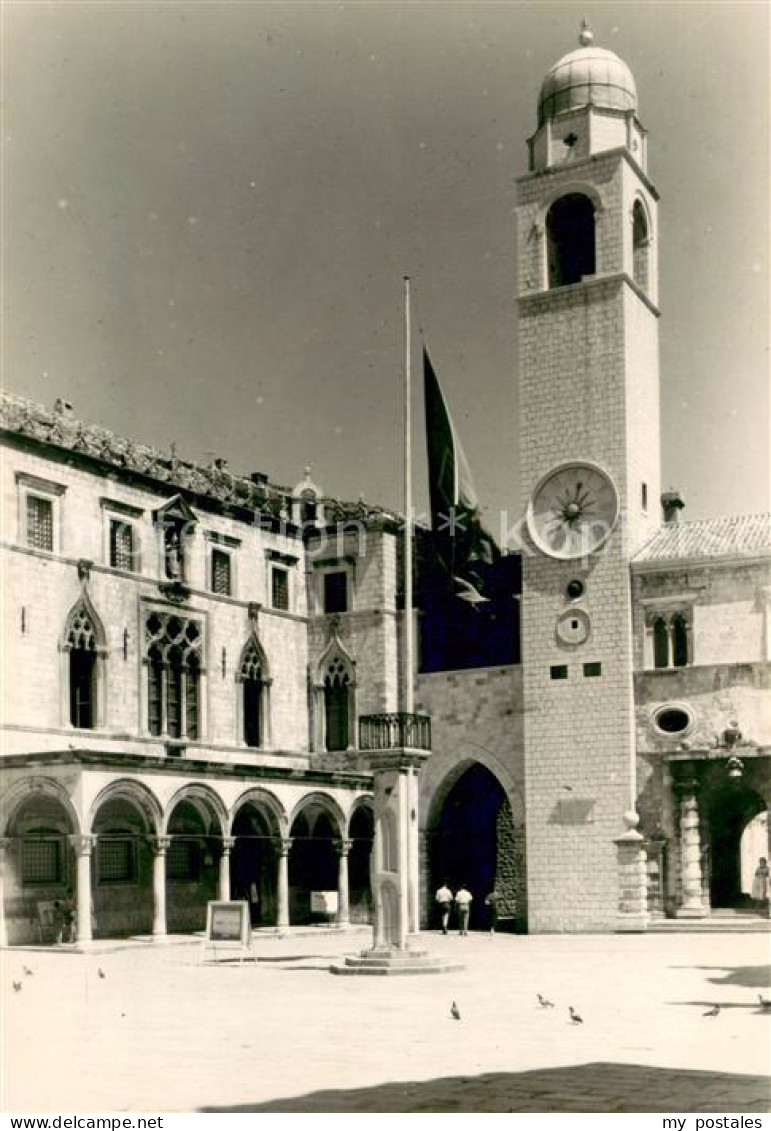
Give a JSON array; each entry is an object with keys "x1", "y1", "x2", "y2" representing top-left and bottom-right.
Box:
[{"x1": 538, "y1": 22, "x2": 638, "y2": 126}]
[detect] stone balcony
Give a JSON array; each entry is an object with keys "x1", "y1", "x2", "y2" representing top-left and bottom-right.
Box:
[{"x1": 358, "y1": 713, "x2": 432, "y2": 753}]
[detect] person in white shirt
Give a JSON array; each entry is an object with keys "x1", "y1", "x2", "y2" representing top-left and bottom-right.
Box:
[
  {"x1": 455, "y1": 884, "x2": 473, "y2": 936},
  {"x1": 435, "y1": 881, "x2": 453, "y2": 935}
]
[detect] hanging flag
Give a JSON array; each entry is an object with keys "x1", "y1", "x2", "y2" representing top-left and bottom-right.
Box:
[{"x1": 423, "y1": 346, "x2": 499, "y2": 584}]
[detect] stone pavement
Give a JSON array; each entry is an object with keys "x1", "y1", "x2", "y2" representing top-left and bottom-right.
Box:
[{"x1": 3, "y1": 928, "x2": 770, "y2": 1113}]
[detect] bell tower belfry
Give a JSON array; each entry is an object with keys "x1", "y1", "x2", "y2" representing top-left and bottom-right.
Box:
[{"x1": 516, "y1": 24, "x2": 661, "y2": 931}]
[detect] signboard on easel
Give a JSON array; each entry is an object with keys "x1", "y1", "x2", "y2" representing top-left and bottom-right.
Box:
[{"x1": 202, "y1": 901, "x2": 253, "y2": 963}]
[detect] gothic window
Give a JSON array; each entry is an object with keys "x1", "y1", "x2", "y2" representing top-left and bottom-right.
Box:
[
  {"x1": 647, "y1": 610, "x2": 692, "y2": 670},
  {"x1": 632, "y1": 200, "x2": 649, "y2": 291},
  {"x1": 110, "y1": 520, "x2": 136, "y2": 571},
  {"x1": 239, "y1": 638, "x2": 268, "y2": 748},
  {"x1": 144, "y1": 612, "x2": 203, "y2": 739},
  {"x1": 324, "y1": 657, "x2": 351, "y2": 752},
  {"x1": 210, "y1": 548, "x2": 232, "y2": 596},
  {"x1": 546, "y1": 193, "x2": 596, "y2": 288},
  {"x1": 62, "y1": 599, "x2": 105, "y2": 730}
]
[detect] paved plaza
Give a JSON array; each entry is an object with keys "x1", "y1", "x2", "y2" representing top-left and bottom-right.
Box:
[{"x1": 3, "y1": 928, "x2": 770, "y2": 1113}]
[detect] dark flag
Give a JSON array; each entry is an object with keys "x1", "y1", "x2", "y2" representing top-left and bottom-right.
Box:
[{"x1": 423, "y1": 347, "x2": 499, "y2": 596}]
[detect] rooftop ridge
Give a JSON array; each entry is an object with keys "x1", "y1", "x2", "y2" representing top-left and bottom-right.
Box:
[{"x1": 634, "y1": 510, "x2": 771, "y2": 564}]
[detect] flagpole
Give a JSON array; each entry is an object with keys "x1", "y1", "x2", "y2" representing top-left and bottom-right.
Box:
[{"x1": 403, "y1": 276, "x2": 414, "y2": 716}]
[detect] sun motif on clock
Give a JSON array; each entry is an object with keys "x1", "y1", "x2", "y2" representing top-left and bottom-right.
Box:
[{"x1": 526, "y1": 461, "x2": 619, "y2": 559}]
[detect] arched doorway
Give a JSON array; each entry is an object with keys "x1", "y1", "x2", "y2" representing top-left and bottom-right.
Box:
[
  {"x1": 5, "y1": 790, "x2": 77, "y2": 945},
  {"x1": 230, "y1": 801, "x2": 280, "y2": 927},
  {"x1": 348, "y1": 803, "x2": 374, "y2": 924},
  {"x1": 289, "y1": 801, "x2": 341, "y2": 924},
  {"x1": 166, "y1": 797, "x2": 221, "y2": 933},
  {"x1": 92, "y1": 793, "x2": 156, "y2": 937},
  {"x1": 707, "y1": 784, "x2": 767, "y2": 910},
  {"x1": 430, "y1": 762, "x2": 514, "y2": 931}
]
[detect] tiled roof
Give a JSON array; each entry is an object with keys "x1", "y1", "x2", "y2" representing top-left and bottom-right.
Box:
[
  {"x1": 634, "y1": 513, "x2": 771, "y2": 564},
  {"x1": 0, "y1": 391, "x2": 399, "y2": 525}
]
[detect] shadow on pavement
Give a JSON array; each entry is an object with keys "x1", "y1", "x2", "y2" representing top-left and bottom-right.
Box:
[
  {"x1": 671, "y1": 965, "x2": 771, "y2": 988},
  {"x1": 200, "y1": 1063, "x2": 771, "y2": 1113}
]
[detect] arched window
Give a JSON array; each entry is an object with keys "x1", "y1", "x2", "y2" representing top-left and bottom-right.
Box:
[
  {"x1": 324, "y1": 657, "x2": 351, "y2": 752},
  {"x1": 239, "y1": 639, "x2": 269, "y2": 748},
  {"x1": 62, "y1": 597, "x2": 106, "y2": 729},
  {"x1": 144, "y1": 612, "x2": 203, "y2": 740},
  {"x1": 546, "y1": 193, "x2": 596, "y2": 288},
  {"x1": 632, "y1": 200, "x2": 649, "y2": 291},
  {"x1": 653, "y1": 616, "x2": 669, "y2": 669},
  {"x1": 672, "y1": 613, "x2": 689, "y2": 668}
]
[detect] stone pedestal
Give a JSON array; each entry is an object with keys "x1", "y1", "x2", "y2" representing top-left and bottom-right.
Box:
[
  {"x1": 676, "y1": 786, "x2": 706, "y2": 919},
  {"x1": 614, "y1": 811, "x2": 649, "y2": 932}
]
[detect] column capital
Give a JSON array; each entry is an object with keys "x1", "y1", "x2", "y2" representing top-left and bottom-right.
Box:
[
  {"x1": 69, "y1": 834, "x2": 96, "y2": 856},
  {"x1": 149, "y1": 835, "x2": 172, "y2": 855},
  {"x1": 277, "y1": 836, "x2": 292, "y2": 857},
  {"x1": 221, "y1": 836, "x2": 236, "y2": 854},
  {"x1": 336, "y1": 838, "x2": 354, "y2": 857}
]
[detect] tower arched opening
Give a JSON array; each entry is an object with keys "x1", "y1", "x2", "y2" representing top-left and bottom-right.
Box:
[{"x1": 546, "y1": 192, "x2": 596, "y2": 288}]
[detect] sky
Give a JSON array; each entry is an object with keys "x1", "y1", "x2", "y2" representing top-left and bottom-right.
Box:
[{"x1": 4, "y1": 0, "x2": 769, "y2": 539}]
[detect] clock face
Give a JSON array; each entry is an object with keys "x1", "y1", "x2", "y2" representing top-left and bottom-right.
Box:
[{"x1": 526, "y1": 462, "x2": 619, "y2": 559}]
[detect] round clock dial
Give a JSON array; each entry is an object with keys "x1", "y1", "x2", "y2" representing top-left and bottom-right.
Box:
[{"x1": 526, "y1": 461, "x2": 619, "y2": 559}]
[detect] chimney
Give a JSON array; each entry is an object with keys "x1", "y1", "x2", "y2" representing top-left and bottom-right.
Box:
[
  {"x1": 53, "y1": 398, "x2": 74, "y2": 418},
  {"x1": 661, "y1": 490, "x2": 685, "y2": 524},
  {"x1": 213, "y1": 457, "x2": 228, "y2": 471}
]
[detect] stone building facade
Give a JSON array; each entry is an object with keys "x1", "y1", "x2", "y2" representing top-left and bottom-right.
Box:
[{"x1": 1, "y1": 28, "x2": 769, "y2": 943}]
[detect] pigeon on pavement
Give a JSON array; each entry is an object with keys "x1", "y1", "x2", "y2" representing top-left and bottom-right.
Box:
[
  {"x1": 22, "y1": 966, "x2": 34, "y2": 977},
  {"x1": 450, "y1": 1001, "x2": 461, "y2": 1021},
  {"x1": 569, "y1": 1007, "x2": 583, "y2": 1024},
  {"x1": 12, "y1": 981, "x2": 22, "y2": 993},
  {"x1": 757, "y1": 994, "x2": 771, "y2": 1011},
  {"x1": 98, "y1": 968, "x2": 106, "y2": 980},
  {"x1": 537, "y1": 994, "x2": 554, "y2": 1008},
  {"x1": 703, "y1": 1004, "x2": 720, "y2": 1017}
]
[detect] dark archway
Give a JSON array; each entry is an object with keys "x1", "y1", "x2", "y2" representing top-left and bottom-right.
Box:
[
  {"x1": 289, "y1": 807, "x2": 339, "y2": 924},
  {"x1": 430, "y1": 763, "x2": 513, "y2": 931},
  {"x1": 707, "y1": 784, "x2": 766, "y2": 909},
  {"x1": 166, "y1": 799, "x2": 220, "y2": 933},
  {"x1": 231, "y1": 805, "x2": 279, "y2": 926},
  {"x1": 348, "y1": 805, "x2": 374, "y2": 924}
]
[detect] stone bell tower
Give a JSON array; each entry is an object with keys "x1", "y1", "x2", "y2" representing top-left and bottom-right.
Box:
[{"x1": 516, "y1": 24, "x2": 661, "y2": 931}]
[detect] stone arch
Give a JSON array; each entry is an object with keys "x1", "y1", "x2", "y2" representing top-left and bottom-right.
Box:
[
  {"x1": 88, "y1": 778, "x2": 163, "y2": 835},
  {"x1": 230, "y1": 787, "x2": 287, "y2": 838},
  {"x1": 229, "y1": 788, "x2": 286, "y2": 927},
  {"x1": 164, "y1": 785, "x2": 225, "y2": 934},
  {"x1": 2, "y1": 777, "x2": 81, "y2": 838},
  {"x1": 288, "y1": 792, "x2": 344, "y2": 924},
  {"x1": 426, "y1": 759, "x2": 520, "y2": 931},
  {"x1": 347, "y1": 797, "x2": 374, "y2": 924}
]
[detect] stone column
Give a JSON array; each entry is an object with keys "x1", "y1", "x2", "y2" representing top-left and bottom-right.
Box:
[
  {"x1": 277, "y1": 838, "x2": 291, "y2": 929},
  {"x1": 614, "y1": 811, "x2": 648, "y2": 931},
  {"x1": 336, "y1": 839, "x2": 352, "y2": 928},
  {"x1": 69, "y1": 835, "x2": 96, "y2": 943},
  {"x1": 150, "y1": 836, "x2": 171, "y2": 937},
  {"x1": 219, "y1": 836, "x2": 235, "y2": 902},
  {"x1": 0, "y1": 838, "x2": 12, "y2": 948},
  {"x1": 677, "y1": 783, "x2": 706, "y2": 918}
]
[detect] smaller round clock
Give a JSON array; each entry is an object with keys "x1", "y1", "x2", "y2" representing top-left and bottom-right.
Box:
[
  {"x1": 526, "y1": 461, "x2": 619, "y2": 560},
  {"x1": 556, "y1": 609, "x2": 591, "y2": 646}
]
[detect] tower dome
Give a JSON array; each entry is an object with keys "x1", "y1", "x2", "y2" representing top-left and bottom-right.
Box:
[{"x1": 538, "y1": 23, "x2": 637, "y2": 126}]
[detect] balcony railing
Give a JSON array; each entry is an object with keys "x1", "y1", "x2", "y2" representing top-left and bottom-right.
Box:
[{"x1": 358, "y1": 712, "x2": 432, "y2": 752}]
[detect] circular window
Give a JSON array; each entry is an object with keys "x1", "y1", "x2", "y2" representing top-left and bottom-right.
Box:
[{"x1": 655, "y1": 707, "x2": 691, "y2": 735}]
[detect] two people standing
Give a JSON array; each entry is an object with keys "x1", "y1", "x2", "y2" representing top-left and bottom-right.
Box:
[{"x1": 434, "y1": 881, "x2": 474, "y2": 935}]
